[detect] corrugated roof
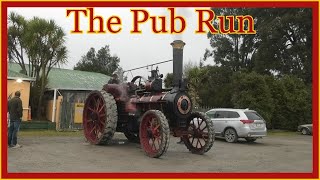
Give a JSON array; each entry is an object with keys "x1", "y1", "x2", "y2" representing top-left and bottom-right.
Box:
[
  {"x1": 8, "y1": 63, "x2": 110, "y2": 91},
  {"x1": 8, "y1": 69, "x2": 35, "y2": 81}
]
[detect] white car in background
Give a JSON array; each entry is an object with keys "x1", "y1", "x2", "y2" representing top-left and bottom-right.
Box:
[
  {"x1": 206, "y1": 108, "x2": 267, "y2": 143},
  {"x1": 297, "y1": 124, "x2": 313, "y2": 135}
]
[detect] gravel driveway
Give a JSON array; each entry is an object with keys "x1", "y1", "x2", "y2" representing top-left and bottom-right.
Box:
[{"x1": 8, "y1": 133, "x2": 313, "y2": 173}]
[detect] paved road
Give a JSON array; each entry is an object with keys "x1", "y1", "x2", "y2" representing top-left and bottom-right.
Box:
[{"x1": 8, "y1": 133, "x2": 313, "y2": 173}]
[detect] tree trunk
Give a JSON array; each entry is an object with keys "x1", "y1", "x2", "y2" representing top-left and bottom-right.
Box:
[{"x1": 36, "y1": 65, "x2": 46, "y2": 119}]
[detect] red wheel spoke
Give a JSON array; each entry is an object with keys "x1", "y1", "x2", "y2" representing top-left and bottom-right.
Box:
[
  {"x1": 198, "y1": 119, "x2": 204, "y2": 127},
  {"x1": 153, "y1": 124, "x2": 160, "y2": 131},
  {"x1": 90, "y1": 124, "x2": 96, "y2": 135},
  {"x1": 98, "y1": 104, "x2": 105, "y2": 113},
  {"x1": 200, "y1": 125, "x2": 207, "y2": 131},
  {"x1": 87, "y1": 107, "x2": 95, "y2": 113},
  {"x1": 95, "y1": 98, "x2": 101, "y2": 111},
  {"x1": 202, "y1": 132, "x2": 208, "y2": 137},
  {"x1": 191, "y1": 136, "x2": 195, "y2": 145},
  {"x1": 151, "y1": 139, "x2": 156, "y2": 151},
  {"x1": 147, "y1": 121, "x2": 152, "y2": 129},
  {"x1": 198, "y1": 139, "x2": 203, "y2": 147},
  {"x1": 86, "y1": 119, "x2": 93, "y2": 124},
  {"x1": 157, "y1": 136, "x2": 161, "y2": 145},
  {"x1": 196, "y1": 138, "x2": 200, "y2": 148},
  {"x1": 92, "y1": 96, "x2": 97, "y2": 108},
  {"x1": 95, "y1": 130, "x2": 100, "y2": 138},
  {"x1": 99, "y1": 120, "x2": 105, "y2": 126}
]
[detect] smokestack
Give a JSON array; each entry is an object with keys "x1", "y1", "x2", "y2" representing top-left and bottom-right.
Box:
[{"x1": 171, "y1": 40, "x2": 185, "y2": 89}]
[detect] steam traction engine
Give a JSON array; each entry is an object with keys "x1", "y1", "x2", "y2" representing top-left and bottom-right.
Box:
[{"x1": 82, "y1": 40, "x2": 215, "y2": 158}]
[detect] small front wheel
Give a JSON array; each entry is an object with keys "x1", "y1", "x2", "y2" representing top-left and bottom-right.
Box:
[
  {"x1": 182, "y1": 112, "x2": 215, "y2": 154},
  {"x1": 139, "y1": 110, "x2": 170, "y2": 158}
]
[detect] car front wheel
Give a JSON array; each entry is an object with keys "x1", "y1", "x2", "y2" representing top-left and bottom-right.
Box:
[
  {"x1": 301, "y1": 128, "x2": 309, "y2": 135},
  {"x1": 224, "y1": 128, "x2": 238, "y2": 143}
]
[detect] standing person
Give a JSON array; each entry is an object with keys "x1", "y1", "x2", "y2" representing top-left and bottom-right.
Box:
[
  {"x1": 108, "y1": 73, "x2": 120, "y2": 84},
  {"x1": 8, "y1": 91, "x2": 23, "y2": 148}
]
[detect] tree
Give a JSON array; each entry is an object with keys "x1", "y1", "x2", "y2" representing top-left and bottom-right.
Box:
[
  {"x1": 8, "y1": 12, "x2": 68, "y2": 119},
  {"x1": 269, "y1": 75, "x2": 310, "y2": 130},
  {"x1": 231, "y1": 72, "x2": 274, "y2": 128},
  {"x1": 204, "y1": 8, "x2": 258, "y2": 72},
  {"x1": 187, "y1": 66, "x2": 234, "y2": 108},
  {"x1": 253, "y1": 8, "x2": 312, "y2": 84},
  {"x1": 164, "y1": 73, "x2": 173, "y2": 88},
  {"x1": 205, "y1": 8, "x2": 312, "y2": 84},
  {"x1": 8, "y1": 12, "x2": 28, "y2": 75},
  {"x1": 74, "y1": 45, "x2": 120, "y2": 76}
]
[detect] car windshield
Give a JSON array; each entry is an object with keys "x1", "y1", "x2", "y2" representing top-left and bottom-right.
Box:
[{"x1": 244, "y1": 111, "x2": 263, "y2": 120}]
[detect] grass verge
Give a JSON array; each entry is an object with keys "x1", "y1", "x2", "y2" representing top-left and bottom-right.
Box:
[{"x1": 19, "y1": 130, "x2": 83, "y2": 137}]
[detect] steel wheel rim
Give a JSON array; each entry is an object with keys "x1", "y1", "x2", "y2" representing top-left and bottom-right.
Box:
[
  {"x1": 185, "y1": 116, "x2": 209, "y2": 150},
  {"x1": 302, "y1": 128, "x2": 307, "y2": 135},
  {"x1": 83, "y1": 92, "x2": 106, "y2": 144},
  {"x1": 140, "y1": 114, "x2": 163, "y2": 156},
  {"x1": 225, "y1": 129, "x2": 235, "y2": 142}
]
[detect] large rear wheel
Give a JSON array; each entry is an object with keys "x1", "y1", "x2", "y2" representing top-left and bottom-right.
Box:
[
  {"x1": 83, "y1": 90, "x2": 118, "y2": 145},
  {"x1": 182, "y1": 112, "x2": 215, "y2": 154},
  {"x1": 139, "y1": 110, "x2": 170, "y2": 158}
]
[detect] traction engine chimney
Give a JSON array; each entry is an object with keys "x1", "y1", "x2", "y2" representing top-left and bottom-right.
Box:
[{"x1": 171, "y1": 40, "x2": 185, "y2": 90}]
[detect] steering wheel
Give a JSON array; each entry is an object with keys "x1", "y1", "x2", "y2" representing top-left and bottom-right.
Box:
[{"x1": 131, "y1": 76, "x2": 147, "y2": 90}]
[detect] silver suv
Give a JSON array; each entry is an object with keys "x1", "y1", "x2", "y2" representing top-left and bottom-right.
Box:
[{"x1": 206, "y1": 108, "x2": 267, "y2": 143}]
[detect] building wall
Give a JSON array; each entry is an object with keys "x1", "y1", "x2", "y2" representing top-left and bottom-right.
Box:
[
  {"x1": 7, "y1": 79, "x2": 31, "y2": 121},
  {"x1": 46, "y1": 96, "x2": 63, "y2": 123},
  {"x1": 59, "y1": 90, "x2": 90, "y2": 129}
]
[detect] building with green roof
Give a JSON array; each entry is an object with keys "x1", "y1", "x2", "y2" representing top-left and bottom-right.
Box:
[
  {"x1": 8, "y1": 69, "x2": 35, "y2": 82},
  {"x1": 8, "y1": 63, "x2": 111, "y2": 130},
  {"x1": 8, "y1": 63, "x2": 110, "y2": 91}
]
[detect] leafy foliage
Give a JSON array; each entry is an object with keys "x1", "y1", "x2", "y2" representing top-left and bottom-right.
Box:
[
  {"x1": 270, "y1": 75, "x2": 311, "y2": 130},
  {"x1": 231, "y1": 72, "x2": 274, "y2": 126},
  {"x1": 8, "y1": 12, "x2": 68, "y2": 119},
  {"x1": 164, "y1": 73, "x2": 173, "y2": 88},
  {"x1": 192, "y1": 8, "x2": 313, "y2": 130},
  {"x1": 74, "y1": 45, "x2": 120, "y2": 76},
  {"x1": 205, "y1": 8, "x2": 312, "y2": 84},
  {"x1": 8, "y1": 12, "x2": 28, "y2": 74}
]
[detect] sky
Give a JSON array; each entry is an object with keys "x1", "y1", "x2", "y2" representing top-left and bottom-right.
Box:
[{"x1": 8, "y1": 7, "x2": 213, "y2": 80}]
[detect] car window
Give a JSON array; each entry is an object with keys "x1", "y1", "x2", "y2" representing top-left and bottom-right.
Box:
[
  {"x1": 228, "y1": 111, "x2": 240, "y2": 118},
  {"x1": 214, "y1": 111, "x2": 229, "y2": 118},
  {"x1": 206, "y1": 111, "x2": 215, "y2": 118},
  {"x1": 244, "y1": 112, "x2": 263, "y2": 120}
]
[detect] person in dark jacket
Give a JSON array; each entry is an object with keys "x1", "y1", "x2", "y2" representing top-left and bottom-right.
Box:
[
  {"x1": 108, "y1": 73, "x2": 120, "y2": 84},
  {"x1": 8, "y1": 91, "x2": 23, "y2": 148}
]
